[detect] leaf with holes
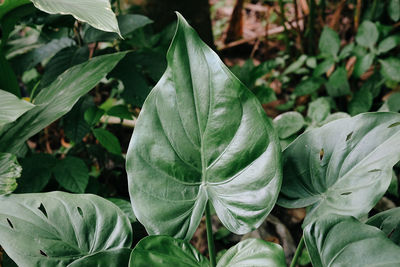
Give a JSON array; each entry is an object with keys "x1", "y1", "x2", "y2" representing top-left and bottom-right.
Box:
[
  {"x1": 126, "y1": 13, "x2": 282, "y2": 240},
  {"x1": 278, "y1": 113, "x2": 400, "y2": 226},
  {"x1": 305, "y1": 215, "x2": 400, "y2": 267},
  {"x1": 367, "y1": 207, "x2": 400, "y2": 245},
  {"x1": 0, "y1": 153, "x2": 21, "y2": 195},
  {"x1": 0, "y1": 191, "x2": 132, "y2": 266}
]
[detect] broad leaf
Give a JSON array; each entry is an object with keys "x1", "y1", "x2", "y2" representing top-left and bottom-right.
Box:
[
  {"x1": 108, "y1": 198, "x2": 137, "y2": 223},
  {"x1": 126, "y1": 14, "x2": 282, "y2": 240},
  {"x1": 304, "y1": 215, "x2": 400, "y2": 267},
  {"x1": 67, "y1": 248, "x2": 131, "y2": 266},
  {"x1": 380, "y1": 57, "x2": 400, "y2": 82},
  {"x1": 294, "y1": 77, "x2": 324, "y2": 96},
  {"x1": 378, "y1": 34, "x2": 400, "y2": 54},
  {"x1": 389, "y1": 0, "x2": 400, "y2": 21},
  {"x1": 0, "y1": 52, "x2": 126, "y2": 154},
  {"x1": 92, "y1": 128, "x2": 122, "y2": 155},
  {"x1": 0, "y1": 191, "x2": 132, "y2": 266},
  {"x1": 325, "y1": 67, "x2": 351, "y2": 97},
  {"x1": 30, "y1": 0, "x2": 121, "y2": 36},
  {"x1": 0, "y1": 153, "x2": 21, "y2": 195},
  {"x1": 367, "y1": 208, "x2": 400, "y2": 245},
  {"x1": 273, "y1": 112, "x2": 305, "y2": 139},
  {"x1": 0, "y1": 90, "x2": 34, "y2": 126},
  {"x1": 0, "y1": 48, "x2": 20, "y2": 97},
  {"x1": 217, "y1": 238, "x2": 286, "y2": 267},
  {"x1": 348, "y1": 87, "x2": 373, "y2": 116},
  {"x1": 379, "y1": 92, "x2": 400, "y2": 112},
  {"x1": 356, "y1": 21, "x2": 379, "y2": 48},
  {"x1": 307, "y1": 97, "x2": 330, "y2": 124},
  {"x1": 129, "y1": 236, "x2": 209, "y2": 267},
  {"x1": 53, "y1": 157, "x2": 89, "y2": 193},
  {"x1": 353, "y1": 53, "x2": 374, "y2": 78},
  {"x1": 278, "y1": 113, "x2": 400, "y2": 225},
  {"x1": 318, "y1": 27, "x2": 340, "y2": 58},
  {"x1": 312, "y1": 59, "x2": 334, "y2": 77}
]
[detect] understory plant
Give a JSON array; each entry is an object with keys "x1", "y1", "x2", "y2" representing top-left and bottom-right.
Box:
[{"x1": 1, "y1": 3, "x2": 400, "y2": 267}]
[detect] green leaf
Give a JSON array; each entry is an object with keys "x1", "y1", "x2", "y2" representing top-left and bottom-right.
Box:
[
  {"x1": 278, "y1": 113, "x2": 400, "y2": 226},
  {"x1": 252, "y1": 86, "x2": 277, "y2": 104},
  {"x1": 353, "y1": 52, "x2": 374, "y2": 78},
  {"x1": 107, "y1": 105, "x2": 133, "y2": 120},
  {"x1": 318, "y1": 27, "x2": 340, "y2": 58},
  {"x1": 92, "y1": 128, "x2": 122, "y2": 155},
  {"x1": 356, "y1": 21, "x2": 379, "y2": 48},
  {"x1": 325, "y1": 67, "x2": 351, "y2": 97},
  {"x1": 283, "y1": 55, "x2": 307, "y2": 75},
  {"x1": 30, "y1": 0, "x2": 121, "y2": 36},
  {"x1": 307, "y1": 97, "x2": 330, "y2": 123},
  {"x1": 129, "y1": 236, "x2": 209, "y2": 267},
  {"x1": 273, "y1": 112, "x2": 305, "y2": 139},
  {"x1": 378, "y1": 34, "x2": 400, "y2": 54},
  {"x1": 84, "y1": 106, "x2": 105, "y2": 126},
  {"x1": 15, "y1": 153, "x2": 56, "y2": 193},
  {"x1": 305, "y1": 215, "x2": 400, "y2": 267},
  {"x1": 294, "y1": 77, "x2": 324, "y2": 96},
  {"x1": 338, "y1": 43, "x2": 355, "y2": 60},
  {"x1": 0, "y1": 153, "x2": 21, "y2": 195},
  {"x1": 67, "y1": 248, "x2": 132, "y2": 267},
  {"x1": 0, "y1": 52, "x2": 126, "y2": 154},
  {"x1": 0, "y1": 191, "x2": 132, "y2": 266},
  {"x1": 379, "y1": 57, "x2": 400, "y2": 82},
  {"x1": 0, "y1": 90, "x2": 34, "y2": 126},
  {"x1": 388, "y1": 170, "x2": 399, "y2": 197},
  {"x1": 126, "y1": 13, "x2": 282, "y2": 240},
  {"x1": 379, "y1": 92, "x2": 400, "y2": 112},
  {"x1": 108, "y1": 198, "x2": 136, "y2": 223},
  {"x1": 64, "y1": 96, "x2": 93, "y2": 144},
  {"x1": 0, "y1": 48, "x2": 20, "y2": 97},
  {"x1": 53, "y1": 157, "x2": 89, "y2": 193},
  {"x1": 320, "y1": 112, "x2": 350, "y2": 125},
  {"x1": 367, "y1": 207, "x2": 400, "y2": 245},
  {"x1": 389, "y1": 0, "x2": 400, "y2": 22},
  {"x1": 312, "y1": 59, "x2": 334, "y2": 77},
  {"x1": 216, "y1": 239, "x2": 286, "y2": 267},
  {"x1": 348, "y1": 87, "x2": 373, "y2": 116}
]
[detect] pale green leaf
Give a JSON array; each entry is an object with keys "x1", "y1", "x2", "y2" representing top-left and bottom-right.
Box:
[{"x1": 0, "y1": 90, "x2": 34, "y2": 126}]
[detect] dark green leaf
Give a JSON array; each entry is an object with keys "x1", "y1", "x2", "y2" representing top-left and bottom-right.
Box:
[
  {"x1": 216, "y1": 238, "x2": 286, "y2": 267},
  {"x1": 389, "y1": 0, "x2": 400, "y2": 21},
  {"x1": 84, "y1": 106, "x2": 105, "y2": 126},
  {"x1": 356, "y1": 21, "x2": 379, "y2": 48},
  {"x1": 338, "y1": 43, "x2": 355, "y2": 60},
  {"x1": 379, "y1": 92, "x2": 400, "y2": 112},
  {"x1": 305, "y1": 215, "x2": 400, "y2": 267},
  {"x1": 294, "y1": 77, "x2": 324, "y2": 96},
  {"x1": 0, "y1": 90, "x2": 34, "y2": 126},
  {"x1": 273, "y1": 112, "x2": 305, "y2": 139},
  {"x1": 129, "y1": 236, "x2": 209, "y2": 267},
  {"x1": 325, "y1": 67, "x2": 351, "y2": 97},
  {"x1": 107, "y1": 105, "x2": 133, "y2": 120},
  {"x1": 348, "y1": 87, "x2": 373, "y2": 116},
  {"x1": 378, "y1": 34, "x2": 400, "y2": 54},
  {"x1": 0, "y1": 153, "x2": 21, "y2": 195},
  {"x1": 53, "y1": 157, "x2": 89, "y2": 193},
  {"x1": 0, "y1": 52, "x2": 126, "y2": 154},
  {"x1": 252, "y1": 86, "x2": 276, "y2": 104},
  {"x1": 0, "y1": 192, "x2": 132, "y2": 266},
  {"x1": 380, "y1": 57, "x2": 400, "y2": 82},
  {"x1": 312, "y1": 59, "x2": 334, "y2": 77},
  {"x1": 64, "y1": 96, "x2": 93, "y2": 143},
  {"x1": 353, "y1": 53, "x2": 374, "y2": 78},
  {"x1": 279, "y1": 113, "x2": 400, "y2": 225},
  {"x1": 127, "y1": 14, "x2": 282, "y2": 240},
  {"x1": 108, "y1": 198, "x2": 136, "y2": 223},
  {"x1": 367, "y1": 207, "x2": 400, "y2": 245},
  {"x1": 318, "y1": 27, "x2": 340, "y2": 58},
  {"x1": 0, "y1": 48, "x2": 20, "y2": 97},
  {"x1": 92, "y1": 128, "x2": 122, "y2": 155},
  {"x1": 388, "y1": 170, "x2": 399, "y2": 197}
]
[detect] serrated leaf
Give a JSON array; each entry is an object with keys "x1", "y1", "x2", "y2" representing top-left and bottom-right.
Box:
[
  {"x1": 356, "y1": 21, "x2": 379, "y2": 48},
  {"x1": 0, "y1": 192, "x2": 132, "y2": 266},
  {"x1": 30, "y1": 0, "x2": 121, "y2": 36},
  {"x1": 92, "y1": 128, "x2": 121, "y2": 155},
  {"x1": 53, "y1": 157, "x2": 89, "y2": 193},
  {"x1": 0, "y1": 153, "x2": 21, "y2": 195},
  {"x1": 367, "y1": 207, "x2": 400, "y2": 245},
  {"x1": 305, "y1": 215, "x2": 400, "y2": 267},
  {"x1": 0, "y1": 90, "x2": 34, "y2": 126},
  {"x1": 273, "y1": 112, "x2": 305, "y2": 139},
  {"x1": 127, "y1": 13, "x2": 282, "y2": 240},
  {"x1": 380, "y1": 57, "x2": 400, "y2": 82},
  {"x1": 319, "y1": 27, "x2": 340, "y2": 58},
  {"x1": 278, "y1": 113, "x2": 400, "y2": 226}
]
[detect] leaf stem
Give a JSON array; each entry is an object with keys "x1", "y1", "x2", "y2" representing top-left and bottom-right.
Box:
[
  {"x1": 205, "y1": 202, "x2": 216, "y2": 267},
  {"x1": 290, "y1": 235, "x2": 305, "y2": 267}
]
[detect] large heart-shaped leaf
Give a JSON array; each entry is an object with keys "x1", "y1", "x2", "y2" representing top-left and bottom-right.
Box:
[
  {"x1": 304, "y1": 215, "x2": 400, "y2": 267},
  {"x1": 0, "y1": 52, "x2": 126, "y2": 154},
  {"x1": 217, "y1": 238, "x2": 286, "y2": 267},
  {"x1": 0, "y1": 89, "x2": 34, "y2": 126},
  {"x1": 126, "y1": 13, "x2": 282, "y2": 240},
  {"x1": 29, "y1": 0, "x2": 121, "y2": 36},
  {"x1": 129, "y1": 236, "x2": 209, "y2": 267},
  {"x1": 0, "y1": 153, "x2": 22, "y2": 195},
  {"x1": 0, "y1": 191, "x2": 132, "y2": 266},
  {"x1": 278, "y1": 113, "x2": 400, "y2": 225},
  {"x1": 367, "y1": 207, "x2": 400, "y2": 245}
]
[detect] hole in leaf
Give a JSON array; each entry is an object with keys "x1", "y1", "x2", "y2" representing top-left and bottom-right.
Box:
[
  {"x1": 40, "y1": 250, "x2": 48, "y2": 257},
  {"x1": 38, "y1": 203, "x2": 48, "y2": 218},
  {"x1": 6, "y1": 218, "x2": 14, "y2": 229},
  {"x1": 388, "y1": 228, "x2": 396, "y2": 238},
  {"x1": 388, "y1": 122, "x2": 400, "y2": 128},
  {"x1": 346, "y1": 132, "x2": 353, "y2": 141},
  {"x1": 319, "y1": 149, "x2": 324, "y2": 161},
  {"x1": 77, "y1": 207, "x2": 83, "y2": 217},
  {"x1": 341, "y1": 192, "x2": 352, "y2": 196},
  {"x1": 368, "y1": 169, "x2": 381, "y2": 173}
]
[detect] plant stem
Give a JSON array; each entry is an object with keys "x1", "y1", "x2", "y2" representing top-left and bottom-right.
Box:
[
  {"x1": 205, "y1": 202, "x2": 216, "y2": 267},
  {"x1": 371, "y1": 0, "x2": 378, "y2": 21},
  {"x1": 278, "y1": 0, "x2": 290, "y2": 54},
  {"x1": 307, "y1": 0, "x2": 316, "y2": 55},
  {"x1": 290, "y1": 235, "x2": 305, "y2": 267},
  {"x1": 0, "y1": 0, "x2": 31, "y2": 21}
]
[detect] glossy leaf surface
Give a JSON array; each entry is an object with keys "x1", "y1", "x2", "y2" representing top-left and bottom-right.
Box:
[
  {"x1": 278, "y1": 113, "x2": 400, "y2": 225},
  {"x1": 0, "y1": 89, "x2": 34, "y2": 126},
  {"x1": 217, "y1": 238, "x2": 286, "y2": 267},
  {"x1": 30, "y1": 0, "x2": 121, "y2": 36},
  {"x1": 273, "y1": 112, "x2": 305, "y2": 139},
  {"x1": 0, "y1": 153, "x2": 21, "y2": 195},
  {"x1": 0, "y1": 52, "x2": 125, "y2": 154},
  {"x1": 304, "y1": 215, "x2": 400, "y2": 267},
  {"x1": 0, "y1": 192, "x2": 132, "y2": 266},
  {"x1": 129, "y1": 236, "x2": 209, "y2": 267},
  {"x1": 367, "y1": 207, "x2": 400, "y2": 245},
  {"x1": 127, "y1": 14, "x2": 281, "y2": 240}
]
